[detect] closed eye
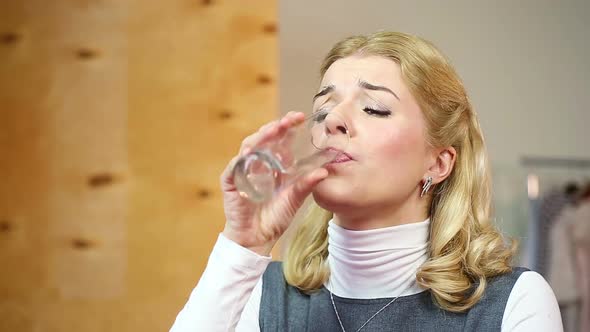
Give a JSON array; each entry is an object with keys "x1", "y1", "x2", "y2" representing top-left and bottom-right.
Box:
[
  {"x1": 363, "y1": 107, "x2": 391, "y2": 117},
  {"x1": 312, "y1": 109, "x2": 330, "y2": 122}
]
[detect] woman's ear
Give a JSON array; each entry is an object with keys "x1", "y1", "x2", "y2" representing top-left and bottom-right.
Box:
[{"x1": 426, "y1": 146, "x2": 457, "y2": 184}]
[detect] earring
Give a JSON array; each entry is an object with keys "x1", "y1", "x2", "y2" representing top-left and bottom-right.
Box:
[{"x1": 420, "y1": 176, "x2": 433, "y2": 198}]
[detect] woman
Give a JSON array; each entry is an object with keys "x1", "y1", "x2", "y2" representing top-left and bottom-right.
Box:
[{"x1": 171, "y1": 31, "x2": 562, "y2": 331}]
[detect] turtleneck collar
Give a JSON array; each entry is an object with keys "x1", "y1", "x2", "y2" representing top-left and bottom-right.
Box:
[{"x1": 326, "y1": 218, "x2": 430, "y2": 299}]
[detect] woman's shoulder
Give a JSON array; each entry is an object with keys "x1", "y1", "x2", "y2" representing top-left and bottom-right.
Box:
[
  {"x1": 487, "y1": 267, "x2": 552, "y2": 296},
  {"x1": 504, "y1": 268, "x2": 557, "y2": 304},
  {"x1": 263, "y1": 261, "x2": 283, "y2": 274},
  {"x1": 261, "y1": 261, "x2": 286, "y2": 287},
  {"x1": 480, "y1": 268, "x2": 558, "y2": 316},
  {"x1": 500, "y1": 269, "x2": 563, "y2": 330},
  {"x1": 476, "y1": 266, "x2": 529, "y2": 293}
]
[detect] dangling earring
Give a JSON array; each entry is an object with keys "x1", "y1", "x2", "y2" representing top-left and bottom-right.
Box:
[{"x1": 420, "y1": 176, "x2": 433, "y2": 198}]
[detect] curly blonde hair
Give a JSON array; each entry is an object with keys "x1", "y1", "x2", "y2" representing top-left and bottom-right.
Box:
[{"x1": 283, "y1": 31, "x2": 516, "y2": 312}]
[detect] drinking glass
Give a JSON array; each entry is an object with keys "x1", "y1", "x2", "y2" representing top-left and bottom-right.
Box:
[{"x1": 232, "y1": 110, "x2": 349, "y2": 202}]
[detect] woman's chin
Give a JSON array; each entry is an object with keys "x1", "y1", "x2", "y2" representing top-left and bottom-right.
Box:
[{"x1": 312, "y1": 178, "x2": 356, "y2": 211}]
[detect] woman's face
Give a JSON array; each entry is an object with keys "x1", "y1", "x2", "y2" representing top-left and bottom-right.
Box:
[{"x1": 311, "y1": 55, "x2": 434, "y2": 217}]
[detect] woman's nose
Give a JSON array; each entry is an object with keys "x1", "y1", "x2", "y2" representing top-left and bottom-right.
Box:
[{"x1": 324, "y1": 111, "x2": 350, "y2": 137}]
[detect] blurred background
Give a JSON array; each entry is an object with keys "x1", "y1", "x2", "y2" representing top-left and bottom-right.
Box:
[{"x1": 0, "y1": 0, "x2": 588, "y2": 331}]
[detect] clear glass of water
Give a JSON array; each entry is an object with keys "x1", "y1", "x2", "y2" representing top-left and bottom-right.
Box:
[{"x1": 232, "y1": 110, "x2": 350, "y2": 202}]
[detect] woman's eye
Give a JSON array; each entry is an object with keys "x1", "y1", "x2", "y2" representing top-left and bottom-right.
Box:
[
  {"x1": 363, "y1": 107, "x2": 391, "y2": 117},
  {"x1": 313, "y1": 110, "x2": 329, "y2": 122}
]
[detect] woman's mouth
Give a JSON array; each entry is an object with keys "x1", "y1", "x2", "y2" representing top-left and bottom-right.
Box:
[
  {"x1": 325, "y1": 148, "x2": 354, "y2": 164},
  {"x1": 329, "y1": 154, "x2": 353, "y2": 164}
]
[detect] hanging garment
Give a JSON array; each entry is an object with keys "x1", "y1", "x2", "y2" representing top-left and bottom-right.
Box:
[
  {"x1": 547, "y1": 205, "x2": 580, "y2": 332},
  {"x1": 536, "y1": 189, "x2": 572, "y2": 277},
  {"x1": 547, "y1": 205, "x2": 579, "y2": 304},
  {"x1": 572, "y1": 201, "x2": 590, "y2": 332}
]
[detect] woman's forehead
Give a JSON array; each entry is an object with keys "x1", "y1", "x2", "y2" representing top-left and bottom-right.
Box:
[{"x1": 320, "y1": 55, "x2": 403, "y2": 91}]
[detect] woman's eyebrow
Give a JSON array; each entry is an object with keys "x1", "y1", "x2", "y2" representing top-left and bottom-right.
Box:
[
  {"x1": 312, "y1": 85, "x2": 335, "y2": 102},
  {"x1": 313, "y1": 81, "x2": 400, "y2": 102},
  {"x1": 358, "y1": 80, "x2": 400, "y2": 100}
]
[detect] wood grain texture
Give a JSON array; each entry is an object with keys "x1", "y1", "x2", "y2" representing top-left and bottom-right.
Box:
[{"x1": 0, "y1": 0, "x2": 277, "y2": 330}]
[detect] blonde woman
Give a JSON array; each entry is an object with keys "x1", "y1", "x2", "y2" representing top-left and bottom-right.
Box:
[{"x1": 171, "y1": 32, "x2": 562, "y2": 331}]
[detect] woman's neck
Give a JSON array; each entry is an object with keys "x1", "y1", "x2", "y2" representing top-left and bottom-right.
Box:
[{"x1": 332, "y1": 204, "x2": 429, "y2": 230}]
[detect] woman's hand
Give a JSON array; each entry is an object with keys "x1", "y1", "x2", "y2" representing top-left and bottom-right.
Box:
[{"x1": 220, "y1": 112, "x2": 329, "y2": 256}]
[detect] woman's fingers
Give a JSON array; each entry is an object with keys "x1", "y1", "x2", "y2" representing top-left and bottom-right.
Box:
[
  {"x1": 224, "y1": 111, "x2": 307, "y2": 193},
  {"x1": 285, "y1": 167, "x2": 329, "y2": 209},
  {"x1": 239, "y1": 122, "x2": 276, "y2": 155},
  {"x1": 239, "y1": 112, "x2": 305, "y2": 155},
  {"x1": 220, "y1": 155, "x2": 242, "y2": 190},
  {"x1": 253, "y1": 112, "x2": 305, "y2": 153}
]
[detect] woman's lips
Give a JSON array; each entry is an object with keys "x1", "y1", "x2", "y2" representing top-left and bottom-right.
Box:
[
  {"x1": 329, "y1": 154, "x2": 353, "y2": 163},
  {"x1": 325, "y1": 148, "x2": 354, "y2": 164}
]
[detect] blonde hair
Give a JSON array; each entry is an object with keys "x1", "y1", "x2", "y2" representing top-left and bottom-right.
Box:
[{"x1": 284, "y1": 31, "x2": 516, "y2": 312}]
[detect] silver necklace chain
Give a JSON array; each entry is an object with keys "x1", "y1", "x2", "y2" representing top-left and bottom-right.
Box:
[{"x1": 328, "y1": 279, "x2": 414, "y2": 332}]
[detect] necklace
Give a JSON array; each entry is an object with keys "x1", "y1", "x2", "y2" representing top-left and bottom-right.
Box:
[{"x1": 328, "y1": 279, "x2": 414, "y2": 332}]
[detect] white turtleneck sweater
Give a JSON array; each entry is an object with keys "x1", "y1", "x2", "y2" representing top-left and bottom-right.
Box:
[{"x1": 170, "y1": 219, "x2": 562, "y2": 331}]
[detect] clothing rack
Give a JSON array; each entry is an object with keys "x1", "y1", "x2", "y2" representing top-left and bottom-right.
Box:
[{"x1": 521, "y1": 156, "x2": 590, "y2": 169}]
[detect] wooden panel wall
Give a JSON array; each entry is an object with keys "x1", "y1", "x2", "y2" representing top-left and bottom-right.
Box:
[{"x1": 0, "y1": 0, "x2": 277, "y2": 331}]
